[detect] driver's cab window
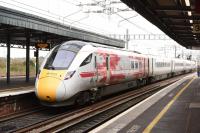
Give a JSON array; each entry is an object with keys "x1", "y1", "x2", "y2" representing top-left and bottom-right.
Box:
[{"x1": 80, "y1": 54, "x2": 92, "y2": 67}]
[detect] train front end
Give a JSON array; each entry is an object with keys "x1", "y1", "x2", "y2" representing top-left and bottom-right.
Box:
[{"x1": 35, "y1": 41, "x2": 84, "y2": 106}]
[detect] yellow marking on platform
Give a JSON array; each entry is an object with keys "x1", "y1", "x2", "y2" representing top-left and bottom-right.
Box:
[{"x1": 143, "y1": 77, "x2": 195, "y2": 133}]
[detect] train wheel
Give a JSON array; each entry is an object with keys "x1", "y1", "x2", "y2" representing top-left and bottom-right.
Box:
[
  {"x1": 143, "y1": 79, "x2": 147, "y2": 86},
  {"x1": 137, "y1": 79, "x2": 142, "y2": 87},
  {"x1": 90, "y1": 88, "x2": 102, "y2": 103},
  {"x1": 76, "y1": 91, "x2": 90, "y2": 105},
  {"x1": 147, "y1": 77, "x2": 152, "y2": 84}
]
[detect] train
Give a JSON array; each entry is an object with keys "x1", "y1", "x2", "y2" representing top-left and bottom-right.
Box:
[{"x1": 35, "y1": 40, "x2": 196, "y2": 106}]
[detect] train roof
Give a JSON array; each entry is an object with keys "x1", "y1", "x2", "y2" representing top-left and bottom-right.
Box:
[
  {"x1": 61, "y1": 40, "x2": 142, "y2": 54},
  {"x1": 60, "y1": 41, "x2": 195, "y2": 62},
  {"x1": 61, "y1": 40, "x2": 87, "y2": 47},
  {"x1": 89, "y1": 42, "x2": 142, "y2": 54}
]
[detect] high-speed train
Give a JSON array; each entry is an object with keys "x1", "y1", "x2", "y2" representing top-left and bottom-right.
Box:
[{"x1": 35, "y1": 41, "x2": 196, "y2": 106}]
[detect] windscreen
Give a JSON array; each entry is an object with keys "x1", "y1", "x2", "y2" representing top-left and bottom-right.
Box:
[{"x1": 44, "y1": 43, "x2": 83, "y2": 70}]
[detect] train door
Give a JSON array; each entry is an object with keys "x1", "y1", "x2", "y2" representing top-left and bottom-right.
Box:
[
  {"x1": 144, "y1": 58, "x2": 146, "y2": 77},
  {"x1": 95, "y1": 53, "x2": 108, "y2": 85},
  {"x1": 95, "y1": 53, "x2": 110, "y2": 85},
  {"x1": 148, "y1": 57, "x2": 153, "y2": 76},
  {"x1": 147, "y1": 58, "x2": 150, "y2": 76},
  {"x1": 144, "y1": 58, "x2": 148, "y2": 77},
  {"x1": 171, "y1": 60, "x2": 173, "y2": 73},
  {"x1": 106, "y1": 55, "x2": 110, "y2": 84},
  {"x1": 93, "y1": 53, "x2": 98, "y2": 85}
]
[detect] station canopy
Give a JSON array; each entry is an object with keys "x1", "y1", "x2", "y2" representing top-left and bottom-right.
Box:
[
  {"x1": 0, "y1": 6, "x2": 124, "y2": 49},
  {"x1": 121, "y1": 0, "x2": 200, "y2": 49}
]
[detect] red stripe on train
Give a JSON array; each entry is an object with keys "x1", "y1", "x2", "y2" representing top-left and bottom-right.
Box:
[{"x1": 80, "y1": 72, "x2": 96, "y2": 78}]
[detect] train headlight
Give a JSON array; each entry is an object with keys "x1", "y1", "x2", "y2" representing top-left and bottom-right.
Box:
[{"x1": 64, "y1": 71, "x2": 76, "y2": 80}]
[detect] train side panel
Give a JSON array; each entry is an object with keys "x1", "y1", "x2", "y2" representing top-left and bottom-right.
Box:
[
  {"x1": 173, "y1": 59, "x2": 184, "y2": 75},
  {"x1": 151, "y1": 57, "x2": 172, "y2": 76},
  {"x1": 93, "y1": 47, "x2": 149, "y2": 96},
  {"x1": 95, "y1": 48, "x2": 148, "y2": 84}
]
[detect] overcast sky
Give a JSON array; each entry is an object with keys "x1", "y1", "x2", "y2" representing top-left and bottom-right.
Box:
[{"x1": 0, "y1": 0, "x2": 199, "y2": 59}]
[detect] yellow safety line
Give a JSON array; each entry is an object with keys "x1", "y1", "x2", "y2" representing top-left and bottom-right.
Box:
[{"x1": 143, "y1": 77, "x2": 196, "y2": 133}]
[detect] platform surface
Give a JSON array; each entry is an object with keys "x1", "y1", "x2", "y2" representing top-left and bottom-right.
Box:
[
  {"x1": 91, "y1": 73, "x2": 199, "y2": 133},
  {"x1": 0, "y1": 76, "x2": 35, "y2": 97}
]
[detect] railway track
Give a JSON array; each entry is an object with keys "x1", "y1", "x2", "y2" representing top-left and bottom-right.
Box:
[
  {"x1": 13, "y1": 74, "x2": 190, "y2": 133},
  {"x1": 0, "y1": 105, "x2": 75, "y2": 133},
  {"x1": 0, "y1": 106, "x2": 45, "y2": 123},
  {"x1": 0, "y1": 74, "x2": 191, "y2": 133}
]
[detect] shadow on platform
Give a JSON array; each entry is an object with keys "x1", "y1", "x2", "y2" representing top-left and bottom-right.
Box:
[{"x1": 0, "y1": 76, "x2": 35, "y2": 90}]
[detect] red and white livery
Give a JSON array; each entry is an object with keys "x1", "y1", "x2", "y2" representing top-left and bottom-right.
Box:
[{"x1": 35, "y1": 41, "x2": 196, "y2": 106}]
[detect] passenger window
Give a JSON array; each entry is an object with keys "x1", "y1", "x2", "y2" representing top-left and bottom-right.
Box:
[
  {"x1": 80, "y1": 54, "x2": 92, "y2": 67},
  {"x1": 131, "y1": 61, "x2": 135, "y2": 69},
  {"x1": 135, "y1": 62, "x2": 138, "y2": 69},
  {"x1": 94, "y1": 56, "x2": 97, "y2": 68},
  {"x1": 106, "y1": 57, "x2": 109, "y2": 70}
]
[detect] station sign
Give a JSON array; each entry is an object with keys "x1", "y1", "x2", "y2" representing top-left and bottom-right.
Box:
[
  {"x1": 35, "y1": 43, "x2": 50, "y2": 49},
  {"x1": 193, "y1": 24, "x2": 200, "y2": 33}
]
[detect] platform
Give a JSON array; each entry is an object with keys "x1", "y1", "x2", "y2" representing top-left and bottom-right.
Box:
[
  {"x1": 91, "y1": 73, "x2": 199, "y2": 133},
  {"x1": 0, "y1": 76, "x2": 35, "y2": 98}
]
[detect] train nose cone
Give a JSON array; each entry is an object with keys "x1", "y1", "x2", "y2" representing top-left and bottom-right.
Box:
[{"x1": 37, "y1": 77, "x2": 65, "y2": 102}]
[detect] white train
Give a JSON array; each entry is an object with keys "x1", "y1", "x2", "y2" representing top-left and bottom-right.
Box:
[{"x1": 35, "y1": 41, "x2": 196, "y2": 106}]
